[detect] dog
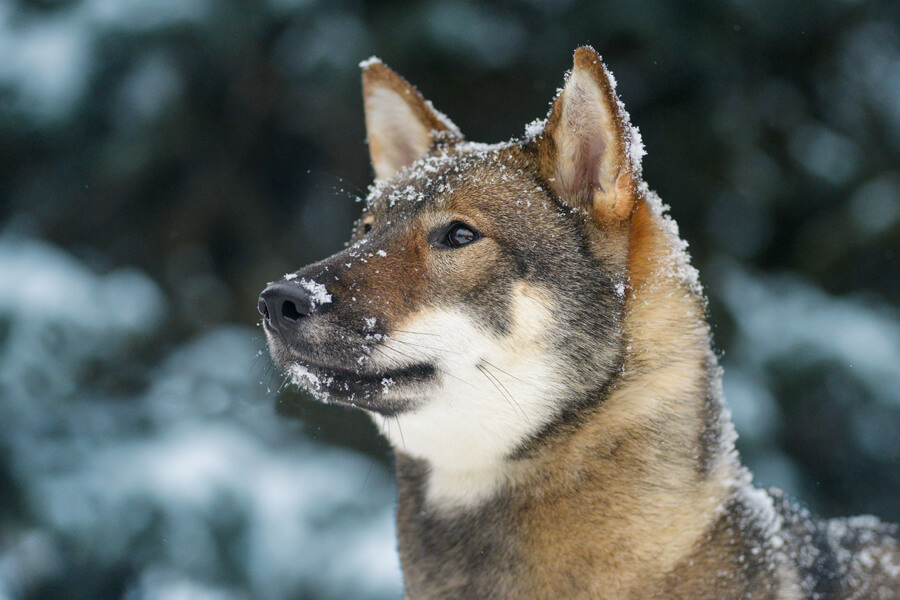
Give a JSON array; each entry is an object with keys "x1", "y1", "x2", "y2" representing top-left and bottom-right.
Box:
[{"x1": 258, "y1": 46, "x2": 900, "y2": 599}]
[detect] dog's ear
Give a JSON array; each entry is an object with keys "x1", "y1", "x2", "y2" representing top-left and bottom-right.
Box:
[
  {"x1": 533, "y1": 47, "x2": 641, "y2": 221},
  {"x1": 361, "y1": 58, "x2": 462, "y2": 180}
]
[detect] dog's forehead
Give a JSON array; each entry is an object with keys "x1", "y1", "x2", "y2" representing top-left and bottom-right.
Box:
[{"x1": 364, "y1": 144, "x2": 533, "y2": 219}]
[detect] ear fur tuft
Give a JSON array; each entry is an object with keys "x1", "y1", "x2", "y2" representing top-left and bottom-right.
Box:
[{"x1": 535, "y1": 46, "x2": 641, "y2": 221}]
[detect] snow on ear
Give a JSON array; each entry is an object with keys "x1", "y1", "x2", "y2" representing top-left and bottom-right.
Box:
[
  {"x1": 361, "y1": 57, "x2": 462, "y2": 181},
  {"x1": 535, "y1": 47, "x2": 643, "y2": 221}
]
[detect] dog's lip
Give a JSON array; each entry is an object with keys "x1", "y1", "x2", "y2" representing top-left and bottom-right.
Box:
[
  {"x1": 263, "y1": 323, "x2": 435, "y2": 386},
  {"x1": 289, "y1": 358, "x2": 359, "y2": 378},
  {"x1": 276, "y1": 343, "x2": 365, "y2": 376},
  {"x1": 285, "y1": 356, "x2": 435, "y2": 416},
  {"x1": 287, "y1": 356, "x2": 435, "y2": 385}
]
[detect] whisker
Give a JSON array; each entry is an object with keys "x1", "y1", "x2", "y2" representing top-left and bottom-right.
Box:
[
  {"x1": 391, "y1": 328, "x2": 441, "y2": 338},
  {"x1": 394, "y1": 415, "x2": 406, "y2": 448},
  {"x1": 376, "y1": 343, "x2": 423, "y2": 364},
  {"x1": 277, "y1": 372, "x2": 291, "y2": 392},
  {"x1": 385, "y1": 336, "x2": 447, "y2": 354},
  {"x1": 476, "y1": 363, "x2": 518, "y2": 415},
  {"x1": 477, "y1": 363, "x2": 529, "y2": 424},
  {"x1": 359, "y1": 459, "x2": 377, "y2": 496},
  {"x1": 479, "y1": 359, "x2": 527, "y2": 384},
  {"x1": 372, "y1": 343, "x2": 415, "y2": 364},
  {"x1": 375, "y1": 344, "x2": 470, "y2": 387},
  {"x1": 379, "y1": 344, "x2": 475, "y2": 389},
  {"x1": 371, "y1": 346, "x2": 408, "y2": 371},
  {"x1": 249, "y1": 351, "x2": 264, "y2": 376}
]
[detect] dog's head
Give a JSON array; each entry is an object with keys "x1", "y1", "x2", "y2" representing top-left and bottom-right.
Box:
[{"x1": 260, "y1": 47, "x2": 646, "y2": 480}]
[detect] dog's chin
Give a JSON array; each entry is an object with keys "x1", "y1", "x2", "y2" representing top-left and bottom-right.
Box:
[{"x1": 279, "y1": 357, "x2": 435, "y2": 416}]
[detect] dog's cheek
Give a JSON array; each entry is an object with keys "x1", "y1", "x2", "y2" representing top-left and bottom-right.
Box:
[{"x1": 426, "y1": 241, "x2": 518, "y2": 336}]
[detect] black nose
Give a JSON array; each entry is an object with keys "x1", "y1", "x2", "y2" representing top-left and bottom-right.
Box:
[{"x1": 258, "y1": 282, "x2": 313, "y2": 331}]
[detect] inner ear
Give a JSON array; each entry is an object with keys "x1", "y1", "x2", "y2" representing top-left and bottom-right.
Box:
[
  {"x1": 533, "y1": 47, "x2": 642, "y2": 221},
  {"x1": 557, "y1": 68, "x2": 618, "y2": 195},
  {"x1": 361, "y1": 58, "x2": 463, "y2": 181},
  {"x1": 365, "y1": 86, "x2": 432, "y2": 180}
]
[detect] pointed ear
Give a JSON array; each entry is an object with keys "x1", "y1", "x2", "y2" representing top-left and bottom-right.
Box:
[
  {"x1": 361, "y1": 58, "x2": 463, "y2": 180},
  {"x1": 533, "y1": 47, "x2": 643, "y2": 221}
]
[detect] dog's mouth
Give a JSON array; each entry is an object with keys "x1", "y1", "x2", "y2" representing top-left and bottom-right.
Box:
[
  {"x1": 283, "y1": 357, "x2": 436, "y2": 416},
  {"x1": 261, "y1": 312, "x2": 438, "y2": 415}
]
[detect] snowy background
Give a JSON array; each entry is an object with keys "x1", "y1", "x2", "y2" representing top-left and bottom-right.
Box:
[{"x1": 1, "y1": 1, "x2": 899, "y2": 598}]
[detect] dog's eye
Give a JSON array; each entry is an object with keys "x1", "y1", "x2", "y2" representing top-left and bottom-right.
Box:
[
  {"x1": 444, "y1": 222, "x2": 480, "y2": 248},
  {"x1": 361, "y1": 215, "x2": 375, "y2": 236}
]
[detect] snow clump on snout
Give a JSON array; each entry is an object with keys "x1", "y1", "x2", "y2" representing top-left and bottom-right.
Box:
[
  {"x1": 299, "y1": 278, "x2": 332, "y2": 308},
  {"x1": 281, "y1": 273, "x2": 331, "y2": 309}
]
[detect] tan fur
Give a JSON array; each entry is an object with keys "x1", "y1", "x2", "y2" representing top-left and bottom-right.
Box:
[
  {"x1": 512, "y1": 193, "x2": 741, "y2": 598},
  {"x1": 513, "y1": 76, "x2": 730, "y2": 596}
]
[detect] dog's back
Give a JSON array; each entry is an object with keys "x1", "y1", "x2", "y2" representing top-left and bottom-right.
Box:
[
  {"x1": 773, "y1": 492, "x2": 900, "y2": 599},
  {"x1": 260, "y1": 47, "x2": 900, "y2": 598}
]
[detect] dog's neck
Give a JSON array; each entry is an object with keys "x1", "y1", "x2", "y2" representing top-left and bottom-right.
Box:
[{"x1": 392, "y1": 195, "x2": 744, "y2": 598}]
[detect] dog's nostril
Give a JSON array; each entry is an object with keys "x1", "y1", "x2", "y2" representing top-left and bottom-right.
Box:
[
  {"x1": 259, "y1": 282, "x2": 318, "y2": 331},
  {"x1": 282, "y1": 300, "x2": 303, "y2": 322}
]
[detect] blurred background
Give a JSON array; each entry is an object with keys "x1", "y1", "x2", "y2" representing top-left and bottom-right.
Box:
[{"x1": 1, "y1": 0, "x2": 899, "y2": 598}]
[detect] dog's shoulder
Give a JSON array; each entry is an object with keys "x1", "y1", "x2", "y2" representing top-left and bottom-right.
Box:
[{"x1": 662, "y1": 486, "x2": 900, "y2": 600}]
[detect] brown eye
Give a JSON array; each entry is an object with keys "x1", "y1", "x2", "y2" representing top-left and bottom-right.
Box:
[
  {"x1": 445, "y1": 222, "x2": 479, "y2": 248},
  {"x1": 363, "y1": 223, "x2": 372, "y2": 234}
]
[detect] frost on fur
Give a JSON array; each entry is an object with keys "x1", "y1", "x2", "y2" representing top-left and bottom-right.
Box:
[
  {"x1": 288, "y1": 363, "x2": 332, "y2": 402},
  {"x1": 637, "y1": 182, "x2": 704, "y2": 298},
  {"x1": 358, "y1": 55, "x2": 382, "y2": 69},
  {"x1": 524, "y1": 117, "x2": 547, "y2": 140},
  {"x1": 298, "y1": 278, "x2": 332, "y2": 307}
]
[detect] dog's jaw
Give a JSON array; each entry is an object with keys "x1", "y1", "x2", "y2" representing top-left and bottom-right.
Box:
[{"x1": 371, "y1": 286, "x2": 573, "y2": 510}]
